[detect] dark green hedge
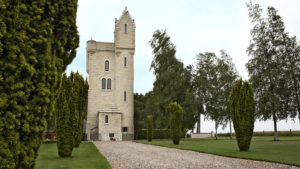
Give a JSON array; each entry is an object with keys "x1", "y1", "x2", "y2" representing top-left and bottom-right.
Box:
[
  {"x1": 135, "y1": 129, "x2": 185, "y2": 140},
  {"x1": 217, "y1": 131, "x2": 300, "y2": 137}
]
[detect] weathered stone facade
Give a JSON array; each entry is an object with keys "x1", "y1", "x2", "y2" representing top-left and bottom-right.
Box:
[{"x1": 86, "y1": 7, "x2": 135, "y2": 141}]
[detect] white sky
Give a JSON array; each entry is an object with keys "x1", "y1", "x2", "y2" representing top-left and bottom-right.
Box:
[{"x1": 67, "y1": 0, "x2": 300, "y2": 133}]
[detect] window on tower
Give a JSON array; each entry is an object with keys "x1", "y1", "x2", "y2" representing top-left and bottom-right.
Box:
[
  {"x1": 122, "y1": 127, "x2": 128, "y2": 132},
  {"x1": 105, "y1": 60, "x2": 109, "y2": 71},
  {"x1": 105, "y1": 115, "x2": 108, "y2": 124},
  {"x1": 107, "y1": 78, "x2": 111, "y2": 89},
  {"x1": 124, "y1": 57, "x2": 127, "y2": 67},
  {"x1": 124, "y1": 91, "x2": 126, "y2": 101},
  {"x1": 102, "y1": 78, "x2": 106, "y2": 89},
  {"x1": 125, "y1": 24, "x2": 127, "y2": 33}
]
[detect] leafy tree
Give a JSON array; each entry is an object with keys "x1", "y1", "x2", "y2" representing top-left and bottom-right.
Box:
[
  {"x1": 246, "y1": 2, "x2": 298, "y2": 140},
  {"x1": 134, "y1": 93, "x2": 148, "y2": 131},
  {"x1": 147, "y1": 115, "x2": 153, "y2": 142},
  {"x1": 149, "y1": 30, "x2": 197, "y2": 130},
  {"x1": 169, "y1": 102, "x2": 183, "y2": 145},
  {"x1": 194, "y1": 51, "x2": 238, "y2": 139},
  {"x1": 282, "y1": 34, "x2": 300, "y2": 125},
  {"x1": 217, "y1": 50, "x2": 239, "y2": 139},
  {"x1": 230, "y1": 79, "x2": 255, "y2": 151},
  {"x1": 55, "y1": 74, "x2": 74, "y2": 157}
]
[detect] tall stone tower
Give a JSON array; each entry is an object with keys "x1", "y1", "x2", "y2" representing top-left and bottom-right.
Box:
[{"x1": 86, "y1": 7, "x2": 135, "y2": 141}]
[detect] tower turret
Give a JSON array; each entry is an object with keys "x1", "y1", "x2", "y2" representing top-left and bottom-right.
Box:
[{"x1": 114, "y1": 6, "x2": 135, "y2": 49}]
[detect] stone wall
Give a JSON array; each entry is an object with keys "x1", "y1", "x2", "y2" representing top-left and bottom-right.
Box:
[{"x1": 191, "y1": 132, "x2": 215, "y2": 138}]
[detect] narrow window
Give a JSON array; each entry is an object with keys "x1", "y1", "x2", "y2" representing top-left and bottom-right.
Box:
[
  {"x1": 124, "y1": 91, "x2": 126, "y2": 101},
  {"x1": 124, "y1": 57, "x2": 127, "y2": 67},
  {"x1": 125, "y1": 24, "x2": 127, "y2": 33},
  {"x1": 105, "y1": 115, "x2": 108, "y2": 123},
  {"x1": 105, "y1": 60, "x2": 109, "y2": 71},
  {"x1": 107, "y1": 78, "x2": 111, "y2": 89},
  {"x1": 102, "y1": 78, "x2": 106, "y2": 89},
  {"x1": 122, "y1": 127, "x2": 128, "y2": 132}
]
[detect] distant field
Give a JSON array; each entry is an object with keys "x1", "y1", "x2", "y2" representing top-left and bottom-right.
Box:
[
  {"x1": 35, "y1": 142, "x2": 111, "y2": 169},
  {"x1": 136, "y1": 136, "x2": 300, "y2": 167}
]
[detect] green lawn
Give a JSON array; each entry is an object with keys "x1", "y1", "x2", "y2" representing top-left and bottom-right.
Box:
[
  {"x1": 136, "y1": 136, "x2": 300, "y2": 167},
  {"x1": 35, "y1": 142, "x2": 111, "y2": 169}
]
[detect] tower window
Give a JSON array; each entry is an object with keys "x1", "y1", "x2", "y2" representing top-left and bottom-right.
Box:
[
  {"x1": 124, "y1": 57, "x2": 127, "y2": 67},
  {"x1": 122, "y1": 127, "x2": 128, "y2": 132},
  {"x1": 105, "y1": 60, "x2": 109, "y2": 71},
  {"x1": 124, "y1": 91, "x2": 126, "y2": 101},
  {"x1": 105, "y1": 115, "x2": 108, "y2": 124},
  {"x1": 125, "y1": 24, "x2": 127, "y2": 33},
  {"x1": 102, "y1": 78, "x2": 106, "y2": 89},
  {"x1": 107, "y1": 78, "x2": 111, "y2": 89}
]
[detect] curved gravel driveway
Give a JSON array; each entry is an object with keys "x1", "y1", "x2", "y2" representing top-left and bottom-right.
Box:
[{"x1": 94, "y1": 141, "x2": 298, "y2": 169}]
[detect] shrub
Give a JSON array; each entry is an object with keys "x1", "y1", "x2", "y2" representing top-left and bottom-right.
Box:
[
  {"x1": 169, "y1": 102, "x2": 183, "y2": 145},
  {"x1": 229, "y1": 79, "x2": 255, "y2": 151},
  {"x1": 147, "y1": 115, "x2": 153, "y2": 142},
  {"x1": 134, "y1": 129, "x2": 185, "y2": 140},
  {"x1": 55, "y1": 75, "x2": 74, "y2": 157}
]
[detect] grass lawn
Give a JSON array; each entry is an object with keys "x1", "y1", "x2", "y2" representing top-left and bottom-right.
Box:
[
  {"x1": 35, "y1": 142, "x2": 111, "y2": 169},
  {"x1": 136, "y1": 136, "x2": 300, "y2": 167}
]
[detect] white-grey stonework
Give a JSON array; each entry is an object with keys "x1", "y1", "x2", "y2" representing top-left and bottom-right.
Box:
[
  {"x1": 86, "y1": 7, "x2": 135, "y2": 141},
  {"x1": 94, "y1": 141, "x2": 299, "y2": 169}
]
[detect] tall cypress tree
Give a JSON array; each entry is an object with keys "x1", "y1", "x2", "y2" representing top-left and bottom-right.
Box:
[
  {"x1": 169, "y1": 102, "x2": 183, "y2": 145},
  {"x1": 0, "y1": 2, "x2": 20, "y2": 168},
  {"x1": 230, "y1": 79, "x2": 255, "y2": 151},
  {"x1": 56, "y1": 74, "x2": 74, "y2": 157},
  {"x1": 0, "y1": 0, "x2": 79, "y2": 168}
]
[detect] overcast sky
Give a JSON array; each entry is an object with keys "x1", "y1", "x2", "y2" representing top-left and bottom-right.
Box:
[{"x1": 67, "y1": 0, "x2": 300, "y2": 133}]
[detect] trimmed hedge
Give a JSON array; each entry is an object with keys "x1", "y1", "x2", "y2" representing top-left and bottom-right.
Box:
[
  {"x1": 135, "y1": 129, "x2": 185, "y2": 140},
  {"x1": 230, "y1": 79, "x2": 255, "y2": 151},
  {"x1": 217, "y1": 131, "x2": 300, "y2": 137},
  {"x1": 147, "y1": 115, "x2": 153, "y2": 142},
  {"x1": 169, "y1": 102, "x2": 183, "y2": 145}
]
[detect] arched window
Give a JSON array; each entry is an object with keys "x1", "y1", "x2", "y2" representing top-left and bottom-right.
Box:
[
  {"x1": 125, "y1": 24, "x2": 127, "y2": 33},
  {"x1": 105, "y1": 115, "x2": 108, "y2": 123},
  {"x1": 102, "y1": 78, "x2": 106, "y2": 89},
  {"x1": 124, "y1": 57, "x2": 127, "y2": 67},
  {"x1": 124, "y1": 91, "x2": 126, "y2": 101},
  {"x1": 105, "y1": 60, "x2": 109, "y2": 71},
  {"x1": 107, "y1": 78, "x2": 111, "y2": 89}
]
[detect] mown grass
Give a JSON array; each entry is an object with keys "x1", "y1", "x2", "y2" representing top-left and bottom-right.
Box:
[
  {"x1": 35, "y1": 142, "x2": 111, "y2": 169},
  {"x1": 136, "y1": 136, "x2": 300, "y2": 167}
]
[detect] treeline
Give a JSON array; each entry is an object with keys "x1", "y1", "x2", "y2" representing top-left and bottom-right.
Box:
[
  {"x1": 55, "y1": 72, "x2": 88, "y2": 157},
  {"x1": 134, "y1": 2, "x2": 300, "y2": 142},
  {"x1": 0, "y1": 1, "x2": 79, "y2": 168},
  {"x1": 134, "y1": 31, "x2": 239, "y2": 139}
]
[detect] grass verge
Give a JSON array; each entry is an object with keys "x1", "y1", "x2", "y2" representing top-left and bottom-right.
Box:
[
  {"x1": 35, "y1": 142, "x2": 111, "y2": 169},
  {"x1": 136, "y1": 136, "x2": 300, "y2": 167}
]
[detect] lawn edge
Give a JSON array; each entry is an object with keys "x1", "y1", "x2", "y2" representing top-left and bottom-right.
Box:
[
  {"x1": 90, "y1": 141, "x2": 112, "y2": 169},
  {"x1": 134, "y1": 140, "x2": 300, "y2": 167}
]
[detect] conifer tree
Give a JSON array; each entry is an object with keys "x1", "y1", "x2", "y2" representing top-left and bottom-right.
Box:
[
  {"x1": 73, "y1": 72, "x2": 85, "y2": 147},
  {"x1": 230, "y1": 79, "x2": 255, "y2": 151},
  {"x1": 169, "y1": 102, "x2": 183, "y2": 145},
  {"x1": 147, "y1": 115, "x2": 153, "y2": 142},
  {"x1": 0, "y1": 0, "x2": 79, "y2": 168},
  {"x1": 56, "y1": 74, "x2": 74, "y2": 157}
]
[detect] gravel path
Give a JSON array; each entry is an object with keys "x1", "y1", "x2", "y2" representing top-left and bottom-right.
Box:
[{"x1": 94, "y1": 141, "x2": 298, "y2": 169}]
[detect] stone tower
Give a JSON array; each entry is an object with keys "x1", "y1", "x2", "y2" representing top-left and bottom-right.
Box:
[{"x1": 86, "y1": 7, "x2": 135, "y2": 141}]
